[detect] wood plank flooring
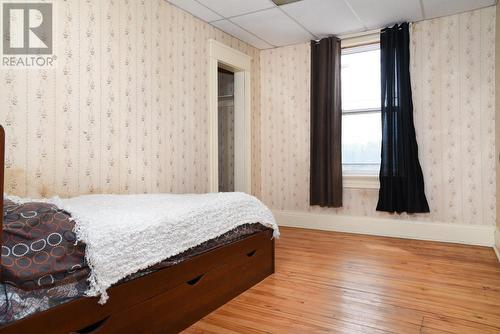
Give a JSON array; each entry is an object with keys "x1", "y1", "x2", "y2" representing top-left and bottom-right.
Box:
[{"x1": 183, "y1": 227, "x2": 500, "y2": 334}]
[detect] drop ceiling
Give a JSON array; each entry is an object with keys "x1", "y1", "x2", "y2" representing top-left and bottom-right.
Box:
[{"x1": 166, "y1": 0, "x2": 496, "y2": 49}]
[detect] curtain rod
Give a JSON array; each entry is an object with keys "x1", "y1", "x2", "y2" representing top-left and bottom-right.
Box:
[
  {"x1": 338, "y1": 29, "x2": 380, "y2": 40},
  {"x1": 313, "y1": 22, "x2": 413, "y2": 45},
  {"x1": 311, "y1": 28, "x2": 380, "y2": 43},
  {"x1": 339, "y1": 22, "x2": 411, "y2": 40}
]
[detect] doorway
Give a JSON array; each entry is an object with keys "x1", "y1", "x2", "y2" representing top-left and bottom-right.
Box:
[
  {"x1": 208, "y1": 40, "x2": 251, "y2": 194},
  {"x1": 218, "y1": 68, "x2": 235, "y2": 192}
]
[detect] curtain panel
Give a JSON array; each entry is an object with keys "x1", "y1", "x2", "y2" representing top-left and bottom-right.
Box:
[
  {"x1": 377, "y1": 23, "x2": 429, "y2": 214},
  {"x1": 310, "y1": 37, "x2": 343, "y2": 208}
]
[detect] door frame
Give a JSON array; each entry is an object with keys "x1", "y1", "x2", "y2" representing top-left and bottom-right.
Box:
[{"x1": 208, "y1": 39, "x2": 252, "y2": 193}]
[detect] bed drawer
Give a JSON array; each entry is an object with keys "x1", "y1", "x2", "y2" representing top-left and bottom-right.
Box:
[
  {"x1": 69, "y1": 300, "x2": 152, "y2": 334},
  {"x1": 0, "y1": 231, "x2": 274, "y2": 334},
  {"x1": 151, "y1": 236, "x2": 273, "y2": 334}
]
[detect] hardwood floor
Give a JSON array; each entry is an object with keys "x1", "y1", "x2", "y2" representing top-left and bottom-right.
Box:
[{"x1": 183, "y1": 227, "x2": 500, "y2": 334}]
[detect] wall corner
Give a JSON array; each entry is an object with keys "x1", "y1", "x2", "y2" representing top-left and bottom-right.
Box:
[{"x1": 494, "y1": 229, "x2": 500, "y2": 262}]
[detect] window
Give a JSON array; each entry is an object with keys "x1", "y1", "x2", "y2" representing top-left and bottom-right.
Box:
[{"x1": 341, "y1": 43, "x2": 381, "y2": 176}]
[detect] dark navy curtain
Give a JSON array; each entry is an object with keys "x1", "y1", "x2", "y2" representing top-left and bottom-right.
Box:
[{"x1": 377, "y1": 23, "x2": 429, "y2": 214}]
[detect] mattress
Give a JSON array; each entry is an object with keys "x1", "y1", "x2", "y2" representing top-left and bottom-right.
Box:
[{"x1": 0, "y1": 198, "x2": 271, "y2": 325}]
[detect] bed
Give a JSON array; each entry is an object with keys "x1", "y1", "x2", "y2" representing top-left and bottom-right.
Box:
[{"x1": 0, "y1": 125, "x2": 277, "y2": 334}]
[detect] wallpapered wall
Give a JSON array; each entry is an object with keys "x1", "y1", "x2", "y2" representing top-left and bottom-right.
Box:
[
  {"x1": 496, "y1": 3, "x2": 500, "y2": 248},
  {"x1": 0, "y1": 0, "x2": 261, "y2": 198},
  {"x1": 259, "y1": 6, "x2": 496, "y2": 226}
]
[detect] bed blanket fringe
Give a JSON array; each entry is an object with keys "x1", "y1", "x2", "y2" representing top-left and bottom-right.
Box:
[{"x1": 40, "y1": 193, "x2": 279, "y2": 304}]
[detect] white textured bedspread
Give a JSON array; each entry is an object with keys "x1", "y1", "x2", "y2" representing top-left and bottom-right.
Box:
[{"x1": 52, "y1": 192, "x2": 279, "y2": 304}]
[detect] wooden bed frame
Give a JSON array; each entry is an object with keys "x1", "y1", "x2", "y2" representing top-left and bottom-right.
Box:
[{"x1": 0, "y1": 125, "x2": 275, "y2": 334}]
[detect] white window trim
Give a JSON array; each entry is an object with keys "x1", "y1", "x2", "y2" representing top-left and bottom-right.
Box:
[
  {"x1": 343, "y1": 174, "x2": 379, "y2": 189},
  {"x1": 342, "y1": 107, "x2": 380, "y2": 114},
  {"x1": 341, "y1": 34, "x2": 381, "y2": 189},
  {"x1": 340, "y1": 29, "x2": 380, "y2": 49}
]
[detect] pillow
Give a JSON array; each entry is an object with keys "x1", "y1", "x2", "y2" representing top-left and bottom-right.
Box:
[{"x1": 2, "y1": 198, "x2": 89, "y2": 290}]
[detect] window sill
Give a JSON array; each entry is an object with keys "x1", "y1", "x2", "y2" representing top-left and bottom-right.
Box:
[{"x1": 343, "y1": 174, "x2": 379, "y2": 189}]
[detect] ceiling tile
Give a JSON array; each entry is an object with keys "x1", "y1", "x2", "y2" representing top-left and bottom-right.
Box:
[
  {"x1": 281, "y1": 0, "x2": 364, "y2": 37},
  {"x1": 212, "y1": 20, "x2": 274, "y2": 49},
  {"x1": 231, "y1": 8, "x2": 314, "y2": 47},
  {"x1": 422, "y1": 0, "x2": 495, "y2": 19},
  {"x1": 346, "y1": 0, "x2": 423, "y2": 30},
  {"x1": 167, "y1": 0, "x2": 222, "y2": 22},
  {"x1": 197, "y1": 0, "x2": 275, "y2": 18},
  {"x1": 168, "y1": 0, "x2": 497, "y2": 50}
]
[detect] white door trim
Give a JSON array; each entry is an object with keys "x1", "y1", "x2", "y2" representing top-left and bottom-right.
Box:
[{"x1": 208, "y1": 39, "x2": 252, "y2": 193}]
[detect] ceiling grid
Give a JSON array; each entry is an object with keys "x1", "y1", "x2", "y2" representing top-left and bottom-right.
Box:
[{"x1": 166, "y1": 0, "x2": 496, "y2": 49}]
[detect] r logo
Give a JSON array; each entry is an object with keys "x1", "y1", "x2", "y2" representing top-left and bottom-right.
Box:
[{"x1": 2, "y1": 3, "x2": 52, "y2": 55}]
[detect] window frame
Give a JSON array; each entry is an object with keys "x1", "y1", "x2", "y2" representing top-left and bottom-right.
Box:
[{"x1": 340, "y1": 37, "x2": 381, "y2": 189}]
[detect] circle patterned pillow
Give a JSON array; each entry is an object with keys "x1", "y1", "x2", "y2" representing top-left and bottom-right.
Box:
[{"x1": 2, "y1": 198, "x2": 89, "y2": 290}]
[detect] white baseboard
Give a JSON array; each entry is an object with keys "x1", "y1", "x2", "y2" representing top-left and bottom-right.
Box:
[
  {"x1": 494, "y1": 246, "x2": 500, "y2": 263},
  {"x1": 273, "y1": 210, "x2": 495, "y2": 247},
  {"x1": 494, "y1": 230, "x2": 500, "y2": 262}
]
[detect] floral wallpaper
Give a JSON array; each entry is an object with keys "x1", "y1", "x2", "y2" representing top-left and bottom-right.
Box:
[
  {"x1": 411, "y1": 7, "x2": 496, "y2": 226},
  {"x1": 259, "y1": 6, "x2": 496, "y2": 226},
  {"x1": 0, "y1": 0, "x2": 261, "y2": 198},
  {"x1": 0, "y1": 1, "x2": 495, "y2": 228},
  {"x1": 496, "y1": 4, "x2": 500, "y2": 242}
]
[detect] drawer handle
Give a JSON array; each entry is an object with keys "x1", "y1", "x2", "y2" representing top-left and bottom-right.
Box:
[
  {"x1": 186, "y1": 274, "x2": 205, "y2": 286},
  {"x1": 246, "y1": 249, "x2": 257, "y2": 257},
  {"x1": 71, "y1": 316, "x2": 110, "y2": 334}
]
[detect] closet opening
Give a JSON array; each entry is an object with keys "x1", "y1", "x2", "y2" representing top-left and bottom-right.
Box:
[
  {"x1": 218, "y1": 67, "x2": 235, "y2": 192},
  {"x1": 208, "y1": 40, "x2": 251, "y2": 194}
]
